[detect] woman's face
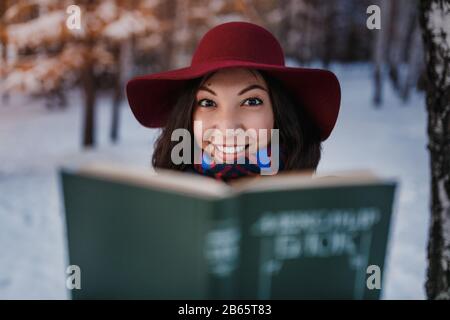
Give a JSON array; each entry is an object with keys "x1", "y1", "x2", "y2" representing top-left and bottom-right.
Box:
[{"x1": 193, "y1": 68, "x2": 274, "y2": 163}]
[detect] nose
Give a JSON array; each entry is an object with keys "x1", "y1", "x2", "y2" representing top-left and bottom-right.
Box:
[
  {"x1": 207, "y1": 106, "x2": 245, "y2": 146},
  {"x1": 214, "y1": 107, "x2": 243, "y2": 135}
]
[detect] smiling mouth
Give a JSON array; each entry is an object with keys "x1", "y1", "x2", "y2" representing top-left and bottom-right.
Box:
[{"x1": 213, "y1": 144, "x2": 249, "y2": 155}]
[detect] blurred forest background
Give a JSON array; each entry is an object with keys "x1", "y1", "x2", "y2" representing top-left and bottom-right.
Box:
[
  {"x1": 0, "y1": 0, "x2": 424, "y2": 147},
  {"x1": 2, "y1": 0, "x2": 450, "y2": 300}
]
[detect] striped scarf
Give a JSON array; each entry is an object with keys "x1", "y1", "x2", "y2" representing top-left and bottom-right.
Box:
[{"x1": 188, "y1": 145, "x2": 286, "y2": 182}]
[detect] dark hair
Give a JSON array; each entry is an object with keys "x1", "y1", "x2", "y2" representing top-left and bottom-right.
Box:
[{"x1": 152, "y1": 69, "x2": 322, "y2": 172}]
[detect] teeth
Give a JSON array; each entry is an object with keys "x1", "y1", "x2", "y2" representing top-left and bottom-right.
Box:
[{"x1": 215, "y1": 145, "x2": 246, "y2": 154}]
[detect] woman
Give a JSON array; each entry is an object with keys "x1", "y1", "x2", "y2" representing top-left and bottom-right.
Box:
[{"x1": 126, "y1": 21, "x2": 341, "y2": 182}]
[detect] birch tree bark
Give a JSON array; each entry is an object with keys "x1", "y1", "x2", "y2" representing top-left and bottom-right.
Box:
[{"x1": 419, "y1": 0, "x2": 450, "y2": 300}]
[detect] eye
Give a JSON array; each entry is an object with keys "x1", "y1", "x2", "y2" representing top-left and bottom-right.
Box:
[
  {"x1": 242, "y1": 97, "x2": 263, "y2": 106},
  {"x1": 197, "y1": 98, "x2": 216, "y2": 108}
]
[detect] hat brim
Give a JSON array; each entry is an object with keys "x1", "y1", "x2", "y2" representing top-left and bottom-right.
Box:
[{"x1": 126, "y1": 60, "x2": 341, "y2": 141}]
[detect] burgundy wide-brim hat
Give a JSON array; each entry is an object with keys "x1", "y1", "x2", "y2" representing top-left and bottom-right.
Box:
[{"x1": 126, "y1": 21, "x2": 341, "y2": 141}]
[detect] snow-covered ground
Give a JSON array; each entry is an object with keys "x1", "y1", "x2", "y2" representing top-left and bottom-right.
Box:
[
  {"x1": 319, "y1": 63, "x2": 429, "y2": 299},
  {"x1": 0, "y1": 63, "x2": 429, "y2": 299}
]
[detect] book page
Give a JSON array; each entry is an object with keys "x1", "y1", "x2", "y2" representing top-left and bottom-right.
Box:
[
  {"x1": 229, "y1": 169, "x2": 385, "y2": 194},
  {"x1": 68, "y1": 161, "x2": 389, "y2": 197},
  {"x1": 71, "y1": 161, "x2": 232, "y2": 199}
]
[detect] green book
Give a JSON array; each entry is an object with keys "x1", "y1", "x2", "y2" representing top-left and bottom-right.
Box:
[{"x1": 60, "y1": 162, "x2": 397, "y2": 300}]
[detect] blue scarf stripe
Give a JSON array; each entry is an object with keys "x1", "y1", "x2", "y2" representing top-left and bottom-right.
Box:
[{"x1": 190, "y1": 146, "x2": 286, "y2": 182}]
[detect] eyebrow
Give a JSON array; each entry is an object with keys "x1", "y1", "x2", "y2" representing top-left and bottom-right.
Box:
[{"x1": 198, "y1": 84, "x2": 268, "y2": 96}]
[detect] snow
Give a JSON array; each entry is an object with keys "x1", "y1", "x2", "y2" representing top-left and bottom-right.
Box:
[
  {"x1": 96, "y1": 0, "x2": 118, "y2": 23},
  {"x1": 0, "y1": 63, "x2": 429, "y2": 299},
  {"x1": 209, "y1": 0, "x2": 226, "y2": 12},
  {"x1": 0, "y1": 91, "x2": 155, "y2": 299},
  {"x1": 7, "y1": 11, "x2": 65, "y2": 50},
  {"x1": 102, "y1": 12, "x2": 160, "y2": 41},
  {"x1": 317, "y1": 63, "x2": 429, "y2": 299}
]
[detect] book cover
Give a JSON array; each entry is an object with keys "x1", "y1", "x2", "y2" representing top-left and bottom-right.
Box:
[{"x1": 60, "y1": 163, "x2": 396, "y2": 299}]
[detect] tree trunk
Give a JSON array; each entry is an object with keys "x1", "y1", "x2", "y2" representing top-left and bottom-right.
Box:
[
  {"x1": 159, "y1": 0, "x2": 176, "y2": 71},
  {"x1": 419, "y1": 0, "x2": 450, "y2": 300},
  {"x1": 0, "y1": 0, "x2": 10, "y2": 104},
  {"x1": 388, "y1": 0, "x2": 415, "y2": 93},
  {"x1": 320, "y1": 1, "x2": 336, "y2": 69},
  {"x1": 373, "y1": 0, "x2": 392, "y2": 107},
  {"x1": 110, "y1": 40, "x2": 132, "y2": 143},
  {"x1": 401, "y1": 20, "x2": 424, "y2": 102},
  {"x1": 82, "y1": 46, "x2": 96, "y2": 148},
  {"x1": 276, "y1": 0, "x2": 293, "y2": 53},
  {"x1": 110, "y1": 74, "x2": 121, "y2": 143},
  {"x1": 110, "y1": 46, "x2": 122, "y2": 144}
]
